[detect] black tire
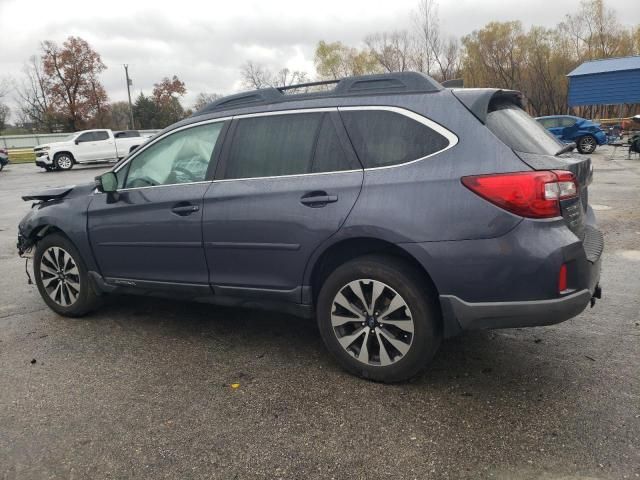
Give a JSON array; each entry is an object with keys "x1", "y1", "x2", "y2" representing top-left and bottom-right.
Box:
[
  {"x1": 577, "y1": 134, "x2": 597, "y2": 154},
  {"x1": 317, "y1": 254, "x2": 441, "y2": 383},
  {"x1": 33, "y1": 233, "x2": 101, "y2": 317},
  {"x1": 54, "y1": 153, "x2": 74, "y2": 170}
]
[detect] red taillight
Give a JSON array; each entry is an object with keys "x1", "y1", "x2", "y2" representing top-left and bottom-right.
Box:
[
  {"x1": 558, "y1": 264, "x2": 568, "y2": 293},
  {"x1": 461, "y1": 170, "x2": 578, "y2": 219}
]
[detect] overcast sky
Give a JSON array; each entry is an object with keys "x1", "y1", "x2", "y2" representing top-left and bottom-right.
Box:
[{"x1": 0, "y1": 0, "x2": 638, "y2": 117}]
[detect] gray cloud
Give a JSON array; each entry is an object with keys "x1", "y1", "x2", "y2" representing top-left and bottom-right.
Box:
[{"x1": 1, "y1": 0, "x2": 638, "y2": 118}]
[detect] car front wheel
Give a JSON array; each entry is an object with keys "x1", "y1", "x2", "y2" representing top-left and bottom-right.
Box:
[
  {"x1": 54, "y1": 153, "x2": 74, "y2": 170},
  {"x1": 577, "y1": 134, "x2": 597, "y2": 154},
  {"x1": 33, "y1": 233, "x2": 100, "y2": 316},
  {"x1": 317, "y1": 254, "x2": 441, "y2": 382}
]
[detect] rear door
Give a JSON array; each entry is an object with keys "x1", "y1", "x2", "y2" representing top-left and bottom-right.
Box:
[
  {"x1": 546, "y1": 118, "x2": 565, "y2": 140},
  {"x1": 202, "y1": 110, "x2": 363, "y2": 298},
  {"x1": 88, "y1": 121, "x2": 227, "y2": 288}
]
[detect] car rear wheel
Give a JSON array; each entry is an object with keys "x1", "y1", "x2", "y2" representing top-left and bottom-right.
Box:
[
  {"x1": 577, "y1": 134, "x2": 597, "y2": 154},
  {"x1": 33, "y1": 233, "x2": 101, "y2": 316},
  {"x1": 317, "y1": 254, "x2": 441, "y2": 382},
  {"x1": 54, "y1": 153, "x2": 74, "y2": 170}
]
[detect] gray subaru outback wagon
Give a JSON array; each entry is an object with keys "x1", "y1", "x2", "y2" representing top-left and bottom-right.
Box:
[{"x1": 18, "y1": 72, "x2": 603, "y2": 382}]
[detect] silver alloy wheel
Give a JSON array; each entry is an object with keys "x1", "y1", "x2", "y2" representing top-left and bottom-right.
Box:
[
  {"x1": 57, "y1": 155, "x2": 72, "y2": 169},
  {"x1": 579, "y1": 136, "x2": 596, "y2": 153},
  {"x1": 39, "y1": 246, "x2": 81, "y2": 307},
  {"x1": 330, "y1": 279, "x2": 414, "y2": 366}
]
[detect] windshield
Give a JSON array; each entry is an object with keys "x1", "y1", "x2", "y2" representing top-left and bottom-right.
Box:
[
  {"x1": 486, "y1": 102, "x2": 564, "y2": 156},
  {"x1": 62, "y1": 133, "x2": 77, "y2": 142}
]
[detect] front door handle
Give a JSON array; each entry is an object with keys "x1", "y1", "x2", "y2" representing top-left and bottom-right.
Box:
[
  {"x1": 300, "y1": 191, "x2": 338, "y2": 208},
  {"x1": 171, "y1": 203, "x2": 200, "y2": 216}
]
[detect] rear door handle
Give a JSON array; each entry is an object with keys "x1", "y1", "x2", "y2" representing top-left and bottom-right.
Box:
[
  {"x1": 300, "y1": 192, "x2": 338, "y2": 207},
  {"x1": 171, "y1": 203, "x2": 200, "y2": 216}
]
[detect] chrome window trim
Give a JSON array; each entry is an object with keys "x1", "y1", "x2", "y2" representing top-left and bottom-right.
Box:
[{"x1": 106, "y1": 105, "x2": 458, "y2": 191}]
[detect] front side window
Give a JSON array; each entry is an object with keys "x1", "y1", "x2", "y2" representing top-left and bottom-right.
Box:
[
  {"x1": 340, "y1": 110, "x2": 450, "y2": 168},
  {"x1": 121, "y1": 122, "x2": 223, "y2": 189},
  {"x1": 224, "y1": 113, "x2": 322, "y2": 179},
  {"x1": 76, "y1": 132, "x2": 95, "y2": 143},
  {"x1": 94, "y1": 131, "x2": 109, "y2": 141}
]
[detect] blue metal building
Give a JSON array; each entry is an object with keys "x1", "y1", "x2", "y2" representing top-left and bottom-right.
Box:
[{"x1": 567, "y1": 56, "x2": 640, "y2": 107}]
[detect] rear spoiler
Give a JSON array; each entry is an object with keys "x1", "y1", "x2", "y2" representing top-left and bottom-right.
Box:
[
  {"x1": 451, "y1": 88, "x2": 524, "y2": 124},
  {"x1": 22, "y1": 186, "x2": 74, "y2": 202}
]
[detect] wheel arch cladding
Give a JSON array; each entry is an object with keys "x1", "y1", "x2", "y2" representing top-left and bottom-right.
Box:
[{"x1": 308, "y1": 236, "x2": 442, "y2": 315}]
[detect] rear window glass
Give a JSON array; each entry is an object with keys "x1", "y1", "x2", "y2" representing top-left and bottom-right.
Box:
[
  {"x1": 486, "y1": 102, "x2": 563, "y2": 155},
  {"x1": 340, "y1": 110, "x2": 449, "y2": 168}
]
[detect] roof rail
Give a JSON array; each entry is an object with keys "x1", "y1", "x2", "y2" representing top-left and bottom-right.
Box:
[
  {"x1": 194, "y1": 72, "x2": 443, "y2": 117},
  {"x1": 277, "y1": 79, "x2": 340, "y2": 92}
]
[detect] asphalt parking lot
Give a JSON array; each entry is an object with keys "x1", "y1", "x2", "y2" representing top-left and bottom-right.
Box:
[{"x1": 0, "y1": 152, "x2": 639, "y2": 480}]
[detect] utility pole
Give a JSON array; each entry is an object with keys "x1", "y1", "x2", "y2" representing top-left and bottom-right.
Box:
[{"x1": 124, "y1": 64, "x2": 134, "y2": 129}]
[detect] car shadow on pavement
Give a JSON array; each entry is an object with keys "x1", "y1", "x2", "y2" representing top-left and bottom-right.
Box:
[{"x1": 89, "y1": 293, "x2": 583, "y2": 399}]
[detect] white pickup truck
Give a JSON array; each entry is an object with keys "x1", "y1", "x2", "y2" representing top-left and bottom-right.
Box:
[{"x1": 34, "y1": 129, "x2": 154, "y2": 171}]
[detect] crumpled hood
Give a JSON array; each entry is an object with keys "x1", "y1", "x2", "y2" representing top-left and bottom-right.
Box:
[{"x1": 22, "y1": 182, "x2": 95, "y2": 202}]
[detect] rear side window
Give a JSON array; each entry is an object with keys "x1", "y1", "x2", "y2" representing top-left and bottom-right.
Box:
[
  {"x1": 340, "y1": 110, "x2": 449, "y2": 168},
  {"x1": 224, "y1": 113, "x2": 322, "y2": 179},
  {"x1": 486, "y1": 102, "x2": 563, "y2": 156},
  {"x1": 560, "y1": 117, "x2": 577, "y2": 127}
]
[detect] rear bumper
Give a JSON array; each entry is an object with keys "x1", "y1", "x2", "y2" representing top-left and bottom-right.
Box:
[
  {"x1": 437, "y1": 225, "x2": 602, "y2": 333},
  {"x1": 440, "y1": 287, "x2": 597, "y2": 331}
]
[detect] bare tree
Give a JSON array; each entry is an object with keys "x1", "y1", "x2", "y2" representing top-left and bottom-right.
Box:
[
  {"x1": 413, "y1": 0, "x2": 440, "y2": 76},
  {"x1": 14, "y1": 56, "x2": 56, "y2": 132},
  {"x1": 240, "y1": 61, "x2": 309, "y2": 90},
  {"x1": 365, "y1": 30, "x2": 414, "y2": 72},
  {"x1": 193, "y1": 92, "x2": 223, "y2": 111}
]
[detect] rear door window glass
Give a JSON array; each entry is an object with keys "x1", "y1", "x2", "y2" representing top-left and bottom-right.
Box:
[
  {"x1": 340, "y1": 110, "x2": 449, "y2": 168},
  {"x1": 311, "y1": 115, "x2": 361, "y2": 173},
  {"x1": 224, "y1": 113, "x2": 322, "y2": 179}
]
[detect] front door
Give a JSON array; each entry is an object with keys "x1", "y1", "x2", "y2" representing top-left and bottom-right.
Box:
[
  {"x1": 202, "y1": 110, "x2": 363, "y2": 299},
  {"x1": 73, "y1": 131, "x2": 100, "y2": 162},
  {"x1": 88, "y1": 121, "x2": 227, "y2": 288}
]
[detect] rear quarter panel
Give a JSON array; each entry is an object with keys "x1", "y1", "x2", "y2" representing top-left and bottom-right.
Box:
[{"x1": 338, "y1": 90, "x2": 529, "y2": 242}]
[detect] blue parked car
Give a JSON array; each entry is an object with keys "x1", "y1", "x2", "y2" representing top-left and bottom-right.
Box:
[{"x1": 536, "y1": 115, "x2": 607, "y2": 154}]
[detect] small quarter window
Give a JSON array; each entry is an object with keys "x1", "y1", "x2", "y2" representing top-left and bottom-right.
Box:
[{"x1": 340, "y1": 110, "x2": 449, "y2": 168}]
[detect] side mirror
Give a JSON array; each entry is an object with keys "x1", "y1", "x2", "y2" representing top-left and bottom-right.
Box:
[
  {"x1": 74, "y1": 139, "x2": 80, "y2": 145},
  {"x1": 96, "y1": 172, "x2": 118, "y2": 193}
]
